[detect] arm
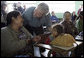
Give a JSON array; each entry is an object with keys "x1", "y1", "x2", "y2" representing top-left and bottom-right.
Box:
[{"x1": 45, "y1": 13, "x2": 52, "y2": 31}]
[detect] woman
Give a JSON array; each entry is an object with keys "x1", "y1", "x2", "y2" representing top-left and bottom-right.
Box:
[
  {"x1": 50, "y1": 24, "x2": 76, "y2": 57},
  {"x1": 1, "y1": 11, "x2": 41, "y2": 57}
]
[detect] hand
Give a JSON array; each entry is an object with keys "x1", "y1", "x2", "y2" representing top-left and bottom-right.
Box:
[
  {"x1": 25, "y1": 39, "x2": 31, "y2": 44},
  {"x1": 33, "y1": 36, "x2": 41, "y2": 42}
]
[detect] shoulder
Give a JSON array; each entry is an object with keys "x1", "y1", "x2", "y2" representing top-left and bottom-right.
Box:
[
  {"x1": 21, "y1": 26, "x2": 28, "y2": 31},
  {"x1": 64, "y1": 34, "x2": 73, "y2": 37},
  {"x1": 60, "y1": 20, "x2": 65, "y2": 24},
  {"x1": 22, "y1": 7, "x2": 35, "y2": 18},
  {"x1": 63, "y1": 34, "x2": 74, "y2": 39},
  {"x1": 1, "y1": 27, "x2": 8, "y2": 33},
  {"x1": 29, "y1": 6, "x2": 36, "y2": 9},
  {"x1": 56, "y1": 34, "x2": 74, "y2": 39},
  {"x1": 24, "y1": 6, "x2": 35, "y2": 12},
  {"x1": 1, "y1": 26, "x2": 11, "y2": 38}
]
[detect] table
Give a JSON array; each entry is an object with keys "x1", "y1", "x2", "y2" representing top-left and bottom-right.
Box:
[
  {"x1": 34, "y1": 44, "x2": 52, "y2": 57},
  {"x1": 34, "y1": 46, "x2": 41, "y2": 57},
  {"x1": 75, "y1": 35, "x2": 83, "y2": 41},
  {"x1": 35, "y1": 41, "x2": 83, "y2": 50},
  {"x1": 34, "y1": 41, "x2": 83, "y2": 57}
]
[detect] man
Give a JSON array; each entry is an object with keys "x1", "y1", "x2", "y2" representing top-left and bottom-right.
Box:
[
  {"x1": 50, "y1": 11, "x2": 59, "y2": 24},
  {"x1": 60, "y1": 11, "x2": 78, "y2": 37},
  {"x1": 22, "y1": 3, "x2": 52, "y2": 35},
  {"x1": 17, "y1": 2, "x2": 24, "y2": 14},
  {"x1": 1, "y1": 1, "x2": 7, "y2": 28}
]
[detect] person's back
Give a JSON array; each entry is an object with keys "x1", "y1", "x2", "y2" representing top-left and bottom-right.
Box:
[
  {"x1": 50, "y1": 34, "x2": 76, "y2": 47},
  {"x1": 49, "y1": 24, "x2": 76, "y2": 57},
  {"x1": 22, "y1": 6, "x2": 36, "y2": 27},
  {"x1": 50, "y1": 33, "x2": 76, "y2": 57}
]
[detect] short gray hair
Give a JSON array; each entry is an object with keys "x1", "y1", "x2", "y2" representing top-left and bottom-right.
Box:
[{"x1": 38, "y1": 3, "x2": 49, "y2": 15}]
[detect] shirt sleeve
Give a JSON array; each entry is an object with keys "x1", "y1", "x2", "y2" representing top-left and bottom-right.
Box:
[{"x1": 45, "y1": 13, "x2": 52, "y2": 27}]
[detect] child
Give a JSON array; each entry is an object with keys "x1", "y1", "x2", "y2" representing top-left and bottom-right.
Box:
[
  {"x1": 50, "y1": 24, "x2": 76, "y2": 47},
  {"x1": 60, "y1": 11, "x2": 78, "y2": 38},
  {"x1": 49, "y1": 24, "x2": 76, "y2": 57}
]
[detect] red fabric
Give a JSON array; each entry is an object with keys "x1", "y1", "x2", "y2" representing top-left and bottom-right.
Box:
[
  {"x1": 52, "y1": 51, "x2": 56, "y2": 56},
  {"x1": 45, "y1": 37, "x2": 57, "y2": 56},
  {"x1": 77, "y1": 8, "x2": 81, "y2": 15},
  {"x1": 45, "y1": 37, "x2": 51, "y2": 44}
]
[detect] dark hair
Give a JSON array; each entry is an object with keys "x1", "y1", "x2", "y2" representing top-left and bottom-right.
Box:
[
  {"x1": 6, "y1": 11, "x2": 20, "y2": 25},
  {"x1": 63, "y1": 11, "x2": 71, "y2": 17},
  {"x1": 76, "y1": 11, "x2": 83, "y2": 20},
  {"x1": 79, "y1": 11, "x2": 83, "y2": 16},
  {"x1": 53, "y1": 24, "x2": 64, "y2": 35}
]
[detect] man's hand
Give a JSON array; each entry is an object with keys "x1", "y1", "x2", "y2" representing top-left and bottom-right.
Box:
[{"x1": 48, "y1": 27, "x2": 52, "y2": 32}]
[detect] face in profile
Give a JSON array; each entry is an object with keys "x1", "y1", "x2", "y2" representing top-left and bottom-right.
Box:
[
  {"x1": 33, "y1": 8, "x2": 44, "y2": 18},
  {"x1": 12, "y1": 14, "x2": 23, "y2": 28}
]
